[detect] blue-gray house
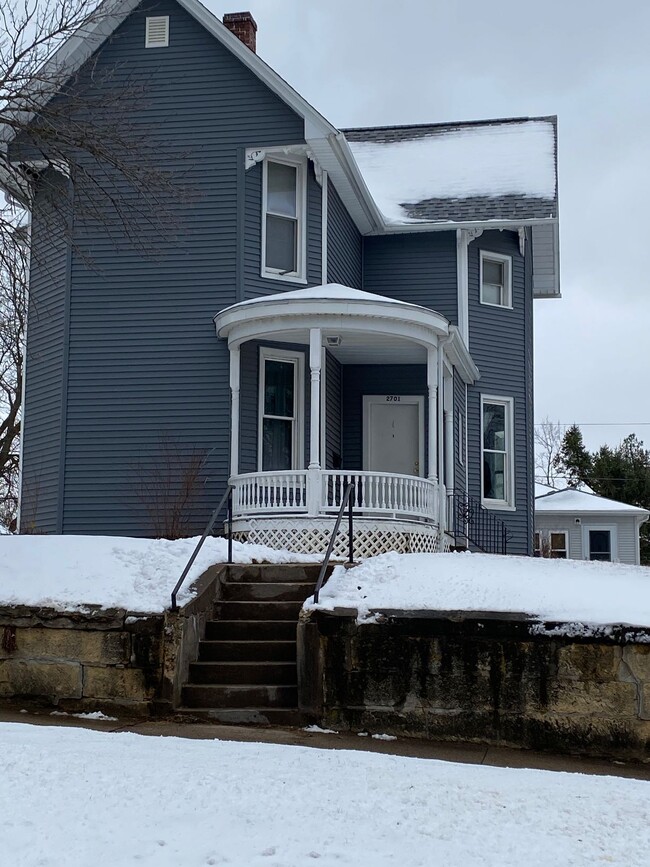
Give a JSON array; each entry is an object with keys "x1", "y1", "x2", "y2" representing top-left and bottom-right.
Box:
[{"x1": 6, "y1": 1, "x2": 560, "y2": 556}]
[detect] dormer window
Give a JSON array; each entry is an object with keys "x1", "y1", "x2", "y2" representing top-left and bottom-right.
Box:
[
  {"x1": 480, "y1": 251, "x2": 512, "y2": 308},
  {"x1": 262, "y1": 157, "x2": 306, "y2": 283}
]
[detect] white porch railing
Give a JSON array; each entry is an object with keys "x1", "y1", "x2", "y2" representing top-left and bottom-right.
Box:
[{"x1": 230, "y1": 470, "x2": 438, "y2": 524}]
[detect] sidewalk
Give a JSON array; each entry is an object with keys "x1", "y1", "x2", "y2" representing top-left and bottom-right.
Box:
[{"x1": 1, "y1": 707, "x2": 648, "y2": 780}]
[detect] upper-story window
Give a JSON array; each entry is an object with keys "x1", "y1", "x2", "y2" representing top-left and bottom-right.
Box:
[
  {"x1": 480, "y1": 250, "x2": 512, "y2": 308},
  {"x1": 481, "y1": 395, "x2": 514, "y2": 509},
  {"x1": 262, "y1": 157, "x2": 307, "y2": 283}
]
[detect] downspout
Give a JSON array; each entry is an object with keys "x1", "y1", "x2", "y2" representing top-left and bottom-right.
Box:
[{"x1": 437, "y1": 336, "x2": 451, "y2": 547}]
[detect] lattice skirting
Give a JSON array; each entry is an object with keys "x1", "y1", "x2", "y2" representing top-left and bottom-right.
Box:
[{"x1": 231, "y1": 518, "x2": 448, "y2": 558}]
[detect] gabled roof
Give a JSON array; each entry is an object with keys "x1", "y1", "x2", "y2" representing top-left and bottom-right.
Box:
[
  {"x1": 1, "y1": 0, "x2": 559, "y2": 254},
  {"x1": 343, "y1": 117, "x2": 557, "y2": 226},
  {"x1": 535, "y1": 487, "x2": 649, "y2": 517}
]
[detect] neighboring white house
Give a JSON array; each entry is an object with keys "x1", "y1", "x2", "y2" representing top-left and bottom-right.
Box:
[{"x1": 534, "y1": 486, "x2": 649, "y2": 565}]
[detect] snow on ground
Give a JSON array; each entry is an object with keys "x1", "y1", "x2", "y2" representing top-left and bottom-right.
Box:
[
  {"x1": 1, "y1": 723, "x2": 648, "y2": 867},
  {"x1": 306, "y1": 551, "x2": 650, "y2": 628},
  {"x1": 0, "y1": 535, "x2": 319, "y2": 614}
]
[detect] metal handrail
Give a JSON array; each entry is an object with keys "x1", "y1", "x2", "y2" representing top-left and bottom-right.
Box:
[
  {"x1": 313, "y1": 482, "x2": 355, "y2": 604},
  {"x1": 170, "y1": 485, "x2": 234, "y2": 611},
  {"x1": 448, "y1": 491, "x2": 511, "y2": 555}
]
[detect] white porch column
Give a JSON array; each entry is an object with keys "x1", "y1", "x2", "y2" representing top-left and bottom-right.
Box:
[
  {"x1": 427, "y1": 347, "x2": 438, "y2": 484},
  {"x1": 308, "y1": 328, "x2": 322, "y2": 470},
  {"x1": 437, "y1": 340, "x2": 447, "y2": 541},
  {"x1": 229, "y1": 345, "x2": 241, "y2": 478}
]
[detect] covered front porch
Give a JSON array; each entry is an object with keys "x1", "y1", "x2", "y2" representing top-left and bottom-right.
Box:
[{"x1": 214, "y1": 285, "x2": 478, "y2": 556}]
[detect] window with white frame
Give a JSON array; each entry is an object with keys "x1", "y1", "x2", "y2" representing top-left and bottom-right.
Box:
[
  {"x1": 262, "y1": 158, "x2": 306, "y2": 281},
  {"x1": 535, "y1": 530, "x2": 568, "y2": 558},
  {"x1": 258, "y1": 349, "x2": 303, "y2": 471},
  {"x1": 480, "y1": 250, "x2": 512, "y2": 308},
  {"x1": 481, "y1": 396, "x2": 514, "y2": 507}
]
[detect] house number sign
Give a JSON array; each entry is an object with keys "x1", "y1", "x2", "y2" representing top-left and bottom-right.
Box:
[{"x1": 385, "y1": 395, "x2": 401, "y2": 402}]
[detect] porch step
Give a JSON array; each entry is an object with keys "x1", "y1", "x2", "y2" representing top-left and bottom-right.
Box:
[
  {"x1": 214, "y1": 600, "x2": 305, "y2": 621},
  {"x1": 174, "y1": 707, "x2": 304, "y2": 726},
  {"x1": 198, "y1": 640, "x2": 297, "y2": 662},
  {"x1": 189, "y1": 661, "x2": 296, "y2": 685},
  {"x1": 205, "y1": 620, "x2": 297, "y2": 641},
  {"x1": 182, "y1": 684, "x2": 298, "y2": 709},
  {"x1": 223, "y1": 581, "x2": 316, "y2": 602},
  {"x1": 225, "y1": 564, "x2": 328, "y2": 583},
  {"x1": 177, "y1": 562, "x2": 322, "y2": 727}
]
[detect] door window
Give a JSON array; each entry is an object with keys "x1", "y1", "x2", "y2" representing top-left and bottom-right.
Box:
[{"x1": 588, "y1": 530, "x2": 611, "y2": 561}]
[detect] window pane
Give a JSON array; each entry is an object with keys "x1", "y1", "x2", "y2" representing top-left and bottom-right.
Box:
[
  {"x1": 482, "y1": 283, "x2": 502, "y2": 305},
  {"x1": 483, "y1": 260, "x2": 503, "y2": 285},
  {"x1": 534, "y1": 532, "x2": 541, "y2": 557},
  {"x1": 483, "y1": 404, "x2": 505, "y2": 450},
  {"x1": 550, "y1": 533, "x2": 566, "y2": 551},
  {"x1": 266, "y1": 214, "x2": 296, "y2": 272},
  {"x1": 483, "y1": 451, "x2": 505, "y2": 500},
  {"x1": 267, "y1": 162, "x2": 297, "y2": 217},
  {"x1": 264, "y1": 360, "x2": 294, "y2": 417},
  {"x1": 589, "y1": 530, "x2": 611, "y2": 561},
  {"x1": 262, "y1": 418, "x2": 292, "y2": 471}
]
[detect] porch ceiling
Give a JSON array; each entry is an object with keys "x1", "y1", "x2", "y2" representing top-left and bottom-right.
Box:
[{"x1": 259, "y1": 329, "x2": 427, "y2": 364}]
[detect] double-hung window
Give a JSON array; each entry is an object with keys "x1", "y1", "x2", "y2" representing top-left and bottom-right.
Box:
[
  {"x1": 480, "y1": 251, "x2": 512, "y2": 308},
  {"x1": 259, "y1": 349, "x2": 303, "y2": 471},
  {"x1": 535, "y1": 530, "x2": 568, "y2": 558},
  {"x1": 262, "y1": 158, "x2": 306, "y2": 282},
  {"x1": 481, "y1": 396, "x2": 514, "y2": 508}
]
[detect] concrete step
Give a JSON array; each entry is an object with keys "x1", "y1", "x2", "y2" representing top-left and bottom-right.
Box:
[
  {"x1": 182, "y1": 683, "x2": 297, "y2": 709},
  {"x1": 224, "y1": 564, "x2": 329, "y2": 584},
  {"x1": 221, "y1": 581, "x2": 315, "y2": 603},
  {"x1": 198, "y1": 640, "x2": 296, "y2": 662},
  {"x1": 205, "y1": 620, "x2": 297, "y2": 641},
  {"x1": 214, "y1": 600, "x2": 304, "y2": 621},
  {"x1": 174, "y1": 706, "x2": 305, "y2": 726},
  {"x1": 189, "y1": 661, "x2": 296, "y2": 685}
]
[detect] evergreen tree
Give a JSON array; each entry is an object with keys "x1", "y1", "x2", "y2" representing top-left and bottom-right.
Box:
[{"x1": 553, "y1": 424, "x2": 592, "y2": 487}]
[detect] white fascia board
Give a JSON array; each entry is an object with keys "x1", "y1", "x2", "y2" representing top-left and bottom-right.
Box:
[
  {"x1": 445, "y1": 326, "x2": 480, "y2": 385},
  {"x1": 366, "y1": 215, "x2": 559, "y2": 236}
]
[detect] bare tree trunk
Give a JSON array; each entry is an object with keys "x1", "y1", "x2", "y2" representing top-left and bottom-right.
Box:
[{"x1": 535, "y1": 418, "x2": 563, "y2": 487}]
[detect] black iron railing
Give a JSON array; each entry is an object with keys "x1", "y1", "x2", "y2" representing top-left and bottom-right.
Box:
[
  {"x1": 448, "y1": 492, "x2": 510, "y2": 555},
  {"x1": 170, "y1": 485, "x2": 234, "y2": 611},
  {"x1": 313, "y1": 482, "x2": 355, "y2": 604}
]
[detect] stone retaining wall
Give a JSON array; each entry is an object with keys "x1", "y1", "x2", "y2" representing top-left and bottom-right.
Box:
[
  {"x1": 299, "y1": 610, "x2": 650, "y2": 761},
  {"x1": 0, "y1": 566, "x2": 227, "y2": 716},
  {"x1": 0, "y1": 607, "x2": 164, "y2": 715}
]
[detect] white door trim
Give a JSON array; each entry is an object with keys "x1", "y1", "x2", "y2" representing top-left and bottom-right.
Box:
[
  {"x1": 582, "y1": 523, "x2": 618, "y2": 562},
  {"x1": 362, "y1": 394, "x2": 425, "y2": 476}
]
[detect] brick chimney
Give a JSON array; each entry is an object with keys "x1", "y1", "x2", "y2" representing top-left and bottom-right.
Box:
[{"x1": 222, "y1": 12, "x2": 257, "y2": 53}]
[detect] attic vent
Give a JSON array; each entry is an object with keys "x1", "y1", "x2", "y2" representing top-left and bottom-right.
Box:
[{"x1": 145, "y1": 16, "x2": 169, "y2": 48}]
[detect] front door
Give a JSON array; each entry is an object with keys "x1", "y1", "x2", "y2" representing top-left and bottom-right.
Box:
[{"x1": 363, "y1": 395, "x2": 424, "y2": 476}]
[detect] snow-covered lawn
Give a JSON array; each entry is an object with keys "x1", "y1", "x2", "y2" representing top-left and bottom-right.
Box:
[
  {"x1": 307, "y1": 551, "x2": 650, "y2": 628},
  {"x1": 0, "y1": 535, "x2": 318, "y2": 613},
  {"x1": 1, "y1": 723, "x2": 648, "y2": 867}
]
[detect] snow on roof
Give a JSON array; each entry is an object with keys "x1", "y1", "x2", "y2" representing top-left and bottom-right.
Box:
[
  {"x1": 535, "y1": 488, "x2": 649, "y2": 516},
  {"x1": 344, "y1": 119, "x2": 557, "y2": 225},
  {"x1": 306, "y1": 551, "x2": 650, "y2": 628},
  {"x1": 534, "y1": 483, "x2": 556, "y2": 499},
  {"x1": 230, "y1": 284, "x2": 422, "y2": 308}
]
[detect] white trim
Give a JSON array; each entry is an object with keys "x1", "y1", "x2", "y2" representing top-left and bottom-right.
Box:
[
  {"x1": 261, "y1": 156, "x2": 308, "y2": 284},
  {"x1": 480, "y1": 394, "x2": 515, "y2": 510},
  {"x1": 321, "y1": 169, "x2": 328, "y2": 285},
  {"x1": 258, "y1": 347, "x2": 304, "y2": 471},
  {"x1": 457, "y1": 407, "x2": 465, "y2": 468},
  {"x1": 229, "y1": 346, "x2": 241, "y2": 477},
  {"x1": 480, "y1": 250, "x2": 513, "y2": 309},
  {"x1": 582, "y1": 524, "x2": 618, "y2": 563},
  {"x1": 308, "y1": 328, "x2": 322, "y2": 470},
  {"x1": 362, "y1": 395, "x2": 425, "y2": 477},
  {"x1": 456, "y1": 230, "x2": 469, "y2": 345},
  {"x1": 145, "y1": 16, "x2": 169, "y2": 47},
  {"x1": 16, "y1": 223, "x2": 31, "y2": 533}
]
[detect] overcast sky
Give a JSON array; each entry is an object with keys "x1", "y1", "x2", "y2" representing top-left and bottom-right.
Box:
[{"x1": 211, "y1": 0, "x2": 649, "y2": 454}]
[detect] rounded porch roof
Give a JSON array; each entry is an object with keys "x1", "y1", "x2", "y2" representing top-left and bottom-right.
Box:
[{"x1": 213, "y1": 283, "x2": 450, "y2": 351}]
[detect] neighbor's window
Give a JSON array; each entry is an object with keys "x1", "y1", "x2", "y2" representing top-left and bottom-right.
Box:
[
  {"x1": 259, "y1": 349, "x2": 303, "y2": 471},
  {"x1": 262, "y1": 158, "x2": 306, "y2": 281},
  {"x1": 481, "y1": 396, "x2": 514, "y2": 507},
  {"x1": 549, "y1": 531, "x2": 568, "y2": 559},
  {"x1": 480, "y1": 251, "x2": 512, "y2": 308},
  {"x1": 588, "y1": 529, "x2": 612, "y2": 562}
]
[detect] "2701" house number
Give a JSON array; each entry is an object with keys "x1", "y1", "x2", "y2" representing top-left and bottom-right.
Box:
[{"x1": 385, "y1": 395, "x2": 401, "y2": 402}]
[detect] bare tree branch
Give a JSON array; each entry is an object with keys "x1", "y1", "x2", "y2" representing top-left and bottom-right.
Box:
[{"x1": 534, "y1": 418, "x2": 563, "y2": 487}]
